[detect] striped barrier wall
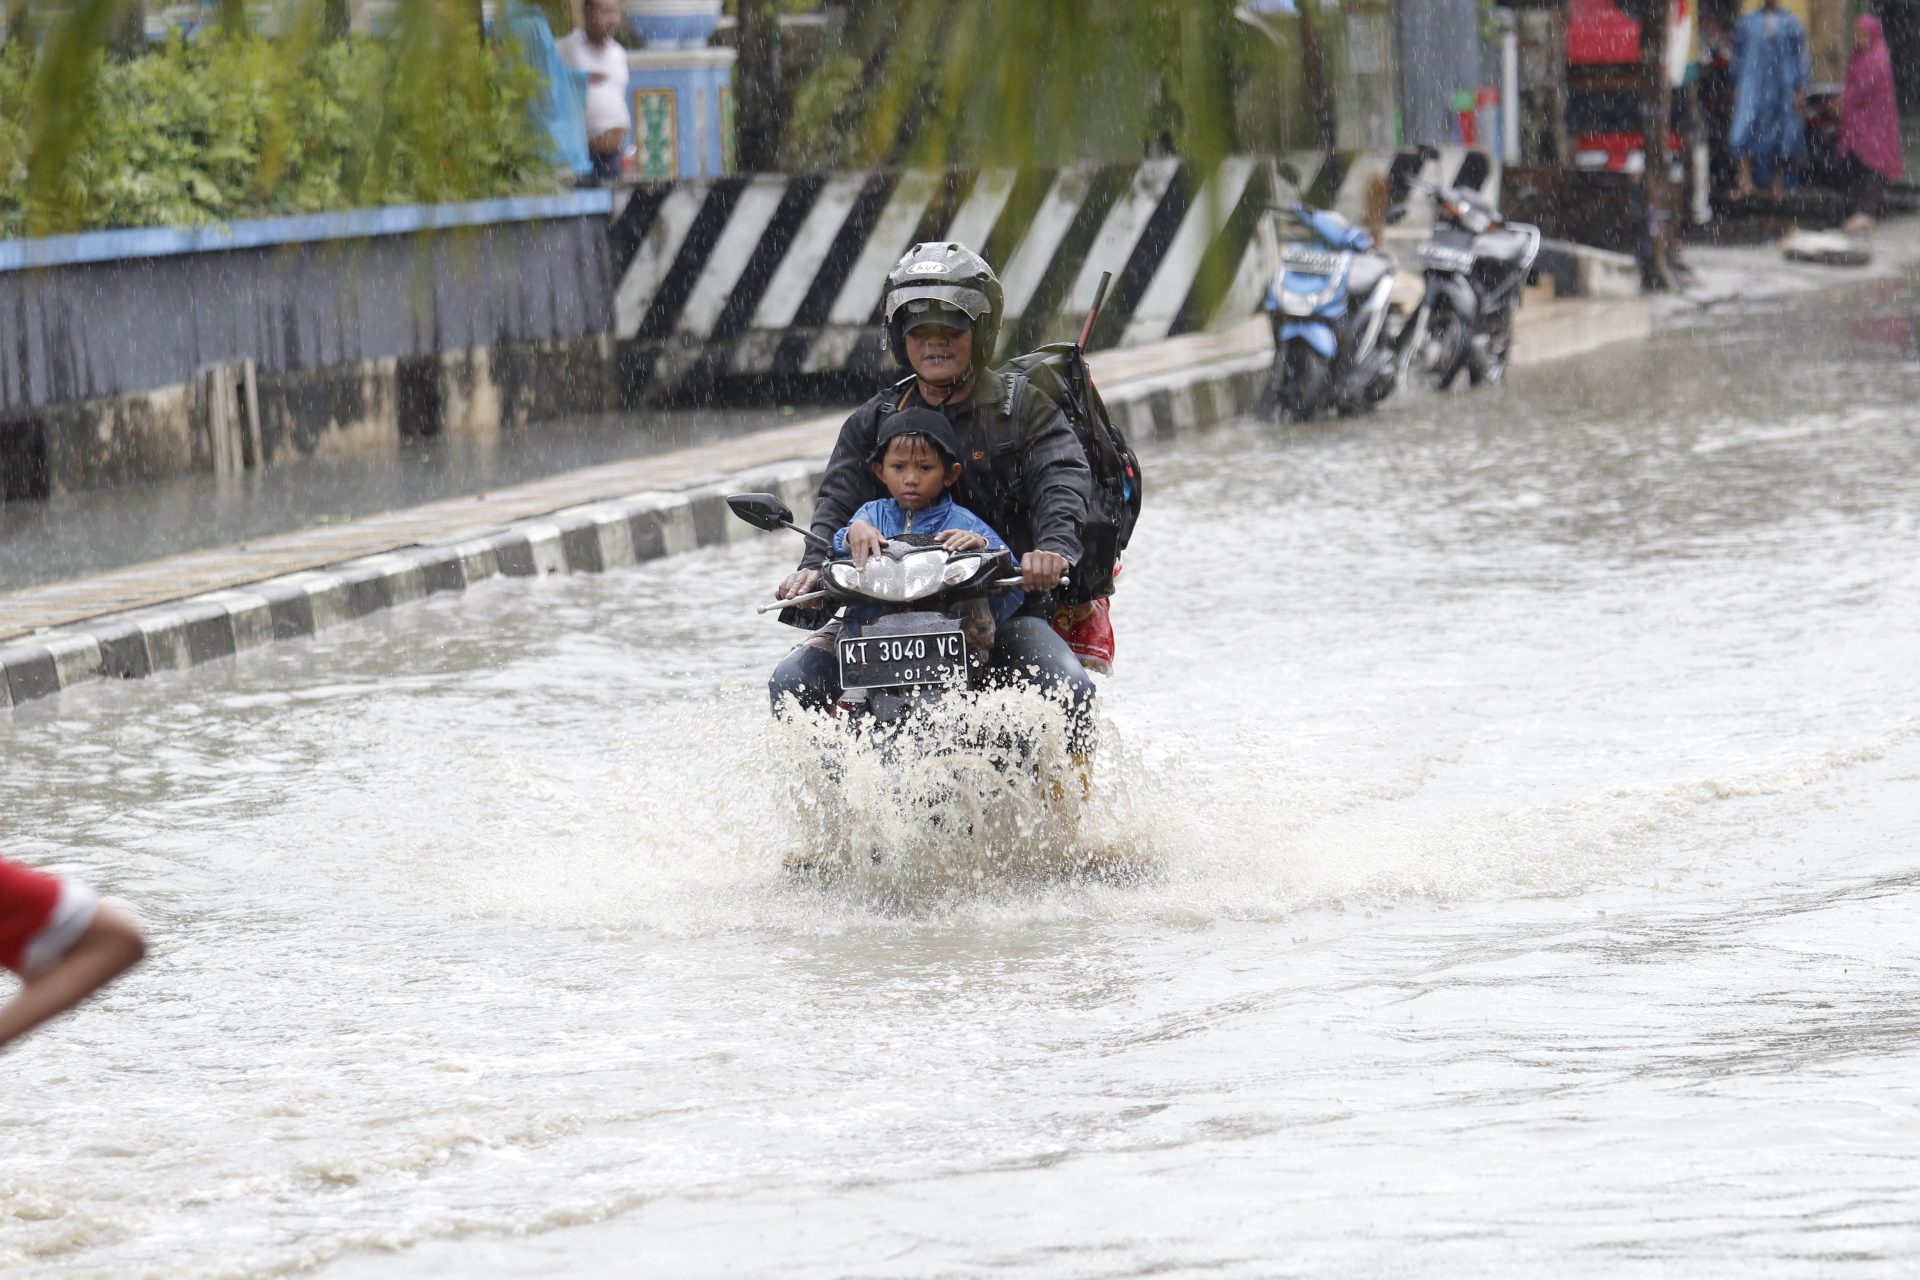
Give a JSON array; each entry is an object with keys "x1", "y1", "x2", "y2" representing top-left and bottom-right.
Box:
[{"x1": 607, "y1": 148, "x2": 1502, "y2": 400}]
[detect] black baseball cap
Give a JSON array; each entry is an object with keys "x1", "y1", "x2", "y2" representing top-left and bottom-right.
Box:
[{"x1": 870, "y1": 407, "x2": 962, "y2": 465}]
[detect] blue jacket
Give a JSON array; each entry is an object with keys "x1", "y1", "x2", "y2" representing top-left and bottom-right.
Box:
[
  {"x1": 501, "y1": 0, "x2": 594, "y2": 179},
  {"x1": 1730, "y1": 7, "x2": 1808, "y2": 166},
  {"x1": 834, "y1": 494, "x2": 1022, "y2": 625}
]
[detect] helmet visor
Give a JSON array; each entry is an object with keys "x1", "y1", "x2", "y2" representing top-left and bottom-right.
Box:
[{"x1": 886, "y1": 286, "x2": 989, "y2": 333}]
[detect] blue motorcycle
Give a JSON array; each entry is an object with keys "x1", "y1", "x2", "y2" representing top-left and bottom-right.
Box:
[{"x1": 1257, "y1": 202, "x2": 1404, "y2": 422}]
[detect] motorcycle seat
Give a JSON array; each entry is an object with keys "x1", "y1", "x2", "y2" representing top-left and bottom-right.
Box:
[
  {"x1": 1345, "y1": 253, "x2": 1394, "y2": 299},
  {"x1": 1473, "y1": 229, "x2": 1536, "y2": 265}
]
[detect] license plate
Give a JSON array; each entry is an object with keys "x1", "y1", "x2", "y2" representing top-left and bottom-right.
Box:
[
  {"x1": 838, "y1": 627, "x2": 969, "y2": 689},
  {"x1": 1283, "y1": 247, "x2": 1343, "y2": 274},
  {"x1": 1419, "y1": 242, "x2": 1475, "y2": 272}
]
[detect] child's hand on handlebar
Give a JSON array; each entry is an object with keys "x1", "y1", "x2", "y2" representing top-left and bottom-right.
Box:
[
  {"x1": 845, "y1": 520, "x2": 886, "y2": 568},
  {"x1": 934, "y1": 529, "x2": 987, "y2": 553}
]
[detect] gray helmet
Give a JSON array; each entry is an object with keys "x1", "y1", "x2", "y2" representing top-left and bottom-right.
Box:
[{"x1": 883, "y1": 242, "x2": 1004, "y2": 374}]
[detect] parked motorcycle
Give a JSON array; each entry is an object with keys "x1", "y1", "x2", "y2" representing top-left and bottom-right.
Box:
[
  {"x1": 1395, "y1": 151, "x2": 1542, "y2": 391},
  {"x1": 1256, "y1": 201, "x2": 1403, "y2": 422},
  {"x1": 1256, "y1": 151, "x2": 1428, "y2": 422}
]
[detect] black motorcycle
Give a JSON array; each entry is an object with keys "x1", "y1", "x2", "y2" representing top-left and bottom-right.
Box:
[
  {"x1": 1395, "y1": 152, "x2": 1542, "y2": 392},
  {"x1": 730, "y1": 492, "x2": 1026, "y2": 728},
  {"x1": 732, "y1": 492, "x2": 1094, "y2": 881}
]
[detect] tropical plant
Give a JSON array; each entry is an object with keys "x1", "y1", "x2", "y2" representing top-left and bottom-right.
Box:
[
  {"x1": 2, "y1": 0, "x2": 559, "y2": 238},
  {"x1": 780, "y1": 0, "x2": 1248, "y2": 172}
]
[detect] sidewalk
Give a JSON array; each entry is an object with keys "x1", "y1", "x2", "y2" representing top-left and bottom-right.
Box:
[
  {"x1": 0, "y1": 294, "x2": 1652, "y2": 708},
  {"x1": 1666, "y1": 212, "x2": 1920, "y2": 315}
]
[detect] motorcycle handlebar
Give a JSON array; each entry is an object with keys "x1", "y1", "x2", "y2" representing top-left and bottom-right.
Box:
[{"x1": 759, "y1": 572, "x2": 1067, "y2": 614}]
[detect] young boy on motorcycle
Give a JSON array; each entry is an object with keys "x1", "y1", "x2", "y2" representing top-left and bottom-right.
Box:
[{"x1": 834, "y1": 407, "x2": 1023, "y2": 634}]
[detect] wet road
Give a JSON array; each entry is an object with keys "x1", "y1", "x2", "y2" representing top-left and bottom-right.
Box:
[
  {"x1": 0, "y1": 406, "x2": 796, "y2": 593},
  {"x1": 3, "y1": 283, "x2": 1919, "y2": 1277}
]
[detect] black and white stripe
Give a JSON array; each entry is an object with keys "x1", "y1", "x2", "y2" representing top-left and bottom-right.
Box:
[{"x1": 607, "y1": 150, "x2": 1502, "y2": 398}]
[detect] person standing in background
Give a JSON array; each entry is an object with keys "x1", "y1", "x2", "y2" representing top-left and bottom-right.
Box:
[
  {"x1": 1837, "y1": 13, "x2": 1903, "y2": 231},
  {"x1": 1729, "y1": 0, "x2": 1809, "y2": 201},
  {"x1": 558, "y1": 0, "x2": 632, "y2": 184},
  {"x1": 502, "y1": 0, "x2": 594, "y2": 183}
]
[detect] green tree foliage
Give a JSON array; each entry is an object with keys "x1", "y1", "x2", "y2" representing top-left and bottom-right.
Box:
[
  {"x1": 783, "y1": 0, "x2": 1248, "y2": 171},
  {"x1": 1, "y1": 1, "x2": 559, "y2": 239}
]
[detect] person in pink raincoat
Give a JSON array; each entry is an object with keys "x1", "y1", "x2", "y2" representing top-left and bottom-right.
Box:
[{"x1": 1838, "y1": 13, "x2": 1903, "y2": 230}]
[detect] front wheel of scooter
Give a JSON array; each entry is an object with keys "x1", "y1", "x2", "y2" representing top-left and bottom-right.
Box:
[
  {"x1": 1255, "y1": 345, "x2": 1285, "y2": 423},
  {"x1": 1281, "y1": 344, "x2": 1331, "y2": 421},
  {"x1": 1393, "y1": 301, "x2": 1430, "y2": 393}
]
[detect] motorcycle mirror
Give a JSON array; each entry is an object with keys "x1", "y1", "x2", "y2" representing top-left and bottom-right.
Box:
[
  {"x1": 727, "y1": 492, "x2": 795, "y2": 532},
  {"x1": 1453, "y1": 151, "x2": 1492, "y2": 194},
  {"x1": 1384, "y1": 148, "x2": 1425, "y2": 209},
  {"x1": 728, "y1": 492, "x2": 837, "y2": 553}
]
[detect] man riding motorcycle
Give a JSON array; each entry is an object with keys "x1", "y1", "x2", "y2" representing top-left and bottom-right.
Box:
[{"x1": 768, "y1": 242, "x2": 1098, "y2": 755}]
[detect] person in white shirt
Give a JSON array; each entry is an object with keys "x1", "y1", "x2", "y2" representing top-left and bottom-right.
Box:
[{"x1": 558, "y1": 0, "x2": 631, "y2": 183}]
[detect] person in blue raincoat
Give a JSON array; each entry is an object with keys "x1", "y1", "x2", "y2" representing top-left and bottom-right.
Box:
[
  {"x1": 500, "y1": 0, "x2": 594, "y2": 183},
  {"x1": 1729, "y1": 0, "x2": 1809, "y2": 200}
]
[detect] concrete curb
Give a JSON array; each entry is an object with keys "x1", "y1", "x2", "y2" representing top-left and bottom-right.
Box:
[
  {"x1": 1, "y1": 361, "x2": 1268, "y2": 711},
  {"x1": 1534, "y1": 239, "x2": 1642, "y2": 300}
]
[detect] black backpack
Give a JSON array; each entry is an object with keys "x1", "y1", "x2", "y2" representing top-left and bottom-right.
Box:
[{"x1": 998, "y1": 344, "x2": 1142, "y2": 604}]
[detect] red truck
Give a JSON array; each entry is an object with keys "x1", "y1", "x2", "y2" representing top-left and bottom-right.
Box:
[{"x1": 1565, "y1": 0, "x2": 1690, "y2": 172}]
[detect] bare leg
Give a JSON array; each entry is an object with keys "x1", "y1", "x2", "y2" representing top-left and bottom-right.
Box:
[
  {"x1": 1732, "y1": 157, "x2": 1755, "y2": 200},
  {"x1": 0, "y1": 908, "x2": 145, "y2": 1050}
]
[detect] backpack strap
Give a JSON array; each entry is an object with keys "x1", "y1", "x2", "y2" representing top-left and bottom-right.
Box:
[
  {"x1": 883, "y1": 371, "x2": 915, "y2": 415},
  {"x1": 1002, "y1": 368, "x2": 1026, "y2": 424}
]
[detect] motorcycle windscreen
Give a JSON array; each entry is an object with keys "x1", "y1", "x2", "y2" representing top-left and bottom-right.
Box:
[{"x1": 1280, "y1": 322, "x2": 1338, "y2": 359}]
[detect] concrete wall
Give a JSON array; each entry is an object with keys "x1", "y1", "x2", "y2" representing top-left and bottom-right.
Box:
[
  {"x1": 1, "y1": 194, "x2": 618, "y2": 497},
  {"x1": 1393, "y1": 0, "x2": 1486, "y2": 149}
]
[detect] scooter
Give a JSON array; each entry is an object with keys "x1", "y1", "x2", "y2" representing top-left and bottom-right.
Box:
[
  {"x1": 1255, "y1": 151, "x2": 1428, "y2": 423},
  {"x1": 1395, "y1": 151, "x2": 1542, "y2": 391},
  {"x1": 732, "y1": 490, "x2": 1028, "y2": 719},
  {"x1": 734, "y1": 492, "x2": 1097, "y2": 883},
  {"x1": 1256, "y1": 201, "x2": 1402, "y2": 422}
]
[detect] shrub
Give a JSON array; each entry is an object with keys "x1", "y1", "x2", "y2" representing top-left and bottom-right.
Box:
[{"x1": 0, "y1": 28, "x2": 562, "y2": 239}]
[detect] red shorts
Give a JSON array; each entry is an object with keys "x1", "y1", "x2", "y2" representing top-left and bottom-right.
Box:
[{"x1": 0, "y1": 857, "x2": 99, "y2": 979}]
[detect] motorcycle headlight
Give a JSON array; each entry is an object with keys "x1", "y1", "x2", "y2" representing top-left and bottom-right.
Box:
[
  {"x1": 1280, "y1": 287, "x2": 1325, "y2": 316},
  {"x1": 942, "y1": 553, "x2": 986, "y2": 586},
  {"x1": 833, "y1": 549, "x2": 949, "y2": 602}
]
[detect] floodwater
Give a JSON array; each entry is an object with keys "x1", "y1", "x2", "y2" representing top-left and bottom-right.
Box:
[
  {"x1": 3, "y1": 284, "x2": 1919, "y2": 1278},
  {"x1": 0, "y1": 406, "x2": 794, "y2": 593}
]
